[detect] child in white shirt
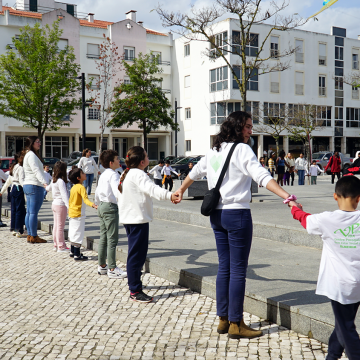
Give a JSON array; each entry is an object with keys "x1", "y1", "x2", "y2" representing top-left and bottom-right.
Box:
[
  {"x1": 290, "y1": 176, "x2": 360, "y2": 359},
  {"x1": 147, "y1": 159, "x2": 164, "y2": 187},
  {"x1": 161, "y1": 160, "x2": 179, "y2": 191},
  {"x1": 43, "y1": 165, "x2": 52, "y2": 200},
  {"x1": 118, "y1": 146, "x2": 179, "y2": 303},
  {"x1": 308, "y1": 160, "x2": 324, "y2": 185}
]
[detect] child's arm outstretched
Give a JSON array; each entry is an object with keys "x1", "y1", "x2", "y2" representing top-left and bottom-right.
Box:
[
  {"x1": 288, "y1": 202, "x2": 311, "y2": 229},
  {"x1": 79, "y1": 185, "x2": 98, "y2": 209}
]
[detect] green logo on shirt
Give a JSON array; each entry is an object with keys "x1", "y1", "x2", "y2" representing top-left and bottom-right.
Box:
[
  {"x1": 334, "y1": 223, "x2": 360, "y2": 237},
  {"x1": 210, "y1": 154, "x2": 222, "y2": 173}
]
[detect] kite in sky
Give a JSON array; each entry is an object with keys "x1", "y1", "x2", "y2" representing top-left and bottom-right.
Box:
[{"x1": 309, "y1": 0, "x2": 339, "y2": 19}]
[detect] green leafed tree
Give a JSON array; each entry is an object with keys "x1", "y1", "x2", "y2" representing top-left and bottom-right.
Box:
[
  {"x1": 108, "y1": 52, "x2": 179, "y2": 152},
  {"x1": 0, "y1": 21, "x2": 81, "y2": 148}
]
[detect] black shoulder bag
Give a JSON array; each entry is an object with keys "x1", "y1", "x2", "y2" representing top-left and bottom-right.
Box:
[{"x1": 201, "y1": 142, "x2": 239, "y2": 217}]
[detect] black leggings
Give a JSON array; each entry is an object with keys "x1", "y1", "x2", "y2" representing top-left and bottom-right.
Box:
[
  {"x1": 164, "y1": 177, "x2": 173, "y2": 191},
  {"x1": 331, "y1": 172, "x2": 341, "y2": 184}
]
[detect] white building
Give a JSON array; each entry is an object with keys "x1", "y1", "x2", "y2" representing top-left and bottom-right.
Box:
[
  {"x1": 0, "y1": 0, "x2": 173, "y2": 160},
  {"x1": 172, "y1": 18, "x2": 360, "y2": 158}
]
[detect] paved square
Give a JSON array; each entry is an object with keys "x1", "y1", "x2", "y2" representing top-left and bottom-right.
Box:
[{"x1": 0, "y1": 217, "x2": 347, "y2": 359}]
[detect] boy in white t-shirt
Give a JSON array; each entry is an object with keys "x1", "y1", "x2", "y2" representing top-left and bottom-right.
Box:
[
  {"x1": 289, "y1": 176, "x2": 360, "y2": 359},
  {"x1": 308, "y1": 160, "x2": 324, "y2": 185}
]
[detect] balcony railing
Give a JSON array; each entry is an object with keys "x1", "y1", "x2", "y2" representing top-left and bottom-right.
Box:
[
  {"x1": 353, "y1": 61, "x2": 359, "y2": 70},
  {"x1": 295, "y1": 52, "x2": 304, "y2": 63},
  {"x1": 319, "y1": 56, "x2": 326, "y2": 66},
  {"x1": 352, "y1": 89, "x2": 359, "y2": 99},
  {"x1": 319, "y1": 87, "x2": 326, "y2": 96},
  {"x1": 161, "y1": 89, "x2": 171, "y2": 94},
  {"x1": 87, "y1": 53, "x2": 100, "y2": 59}
]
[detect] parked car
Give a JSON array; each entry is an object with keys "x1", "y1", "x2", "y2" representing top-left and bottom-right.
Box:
[
  {"x1": 164, "y1": 155, "x2": 185, "y2": 164},
  {"x1": 62, "y1": 151, "x2": 97, "y2": 164},
  {"x1": 171, "y1": 156, "x2": 204, "y2": 179},
  {"x1": 0, "y1": 157, "x2": 15, "y2": 173},
  {"x1": 312, "y1": 152, "x2": 353, "y2": 174},
  {"x1": 43, "y1": 157, "x2": 60, "y2": 175}
]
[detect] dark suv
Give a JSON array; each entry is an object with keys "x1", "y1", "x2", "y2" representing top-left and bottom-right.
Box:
[{"x1": 171, "y1": 156, "x2": 204, "y2": 179}]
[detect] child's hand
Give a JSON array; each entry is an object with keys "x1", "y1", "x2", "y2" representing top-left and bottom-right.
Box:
[
  {"x1": 171, "y1": 192, "x2": 181, "y2": 204},
  {"x1": 288, "y1": 201, "x2": 303, "y2": 210},
  {"x1": 92, "y1": 204, "x2": 98, "y2": 209}
]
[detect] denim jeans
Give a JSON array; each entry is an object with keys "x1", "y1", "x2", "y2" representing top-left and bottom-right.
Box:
[
  {"x1": 298, "y1": 170, "x2": 305, "y2": 185},
  {"x1": 210, "y1": 209, "x2": 253, "y2": 322},
  {"x1": 84, "y1": 173, "x2": 94, "y2": 195},
  {"x1": 10, "y1": 186, "x2": 26, "y2": 233},
  {"x1": 23, "y1": 184, "x2": 44, "y2": 237}
]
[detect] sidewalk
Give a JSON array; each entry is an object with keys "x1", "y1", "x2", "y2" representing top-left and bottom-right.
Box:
[{"x1": 3, "y1": 176, "x2": 358, "y2": 345}]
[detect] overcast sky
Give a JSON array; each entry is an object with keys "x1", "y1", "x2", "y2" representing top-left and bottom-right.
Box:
[{"x1": 72, "y1": 0, "x2": 360, "y2": 39}]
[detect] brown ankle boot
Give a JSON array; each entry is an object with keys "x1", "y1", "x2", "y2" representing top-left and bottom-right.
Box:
[
  {"x1": 241, "y1": 319, "x2": 260, "y2": 332},
  {"x1": 217, "y1": 316, "x2": 229, "y2": 334},
  {"x1": 27, "y1": 235, "x2": 31, "y2": 243},
  {"x1": 228, "y1": 321, "x2": 263, "y2": 339},
  {"x1": 30, "y1": 236, "x2": 47, "y2": 243}
]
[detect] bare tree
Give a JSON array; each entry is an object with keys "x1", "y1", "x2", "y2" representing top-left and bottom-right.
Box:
[
  {"x1": 156, "y1": 0, "x2": 307, "y2": 111},
  {"x1": 86, "y1": 34, "x2": 123, "y2": 154}
]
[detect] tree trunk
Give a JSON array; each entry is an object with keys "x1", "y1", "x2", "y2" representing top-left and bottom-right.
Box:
[
  {"x1": 38, "y1": 128, "x2": 43, "y2": 160},
  {"x1": 99, "y1": 123, "x2": 103, "y2": 155},
  {"x1": 143, "y1": 120, "x2": 148, "y2": 152}
]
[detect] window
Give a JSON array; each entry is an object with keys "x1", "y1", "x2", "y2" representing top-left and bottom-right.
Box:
[
  {"x1": 147, "y1": 138, "x2": 158, "y2": 160},
  {"x1": 45, "y1": 136, "x2": 69, "y2": 159},
  {"x1": 295, "y1": 71, "x2": 304, "y2": 95},
  {"x1": 295, "y1": 39, "x2": 304, "y2": 63},
  {"x1": 185, "y1": 108, "x2": 191, "y2": 120},
  {"x1": 151, "y1": 51, "x2": 162, "y2": 64},
  {"x1": 316, "y1": 106, "x2": 331, "y2": 127},
  {"x1": 210, "y1": 66, "x2": 228, "y2": 92},
  {"x1": 270, "y1": 36, "x2": 279, "y2": 58},
  {"x1": 231, "y1": 31, "x2": 258, "y2": 57},
  {"x1": 88, "y1": 108, "x2": 100, "y2": 120},
  {"x1": 186, "y1": 140, "x2": 191, "y2": 152},
  {"x1": 57, "y1": 39, "x2": 68, "y2": 53},
  {"x1": 184, "y1": 75, "x2": 191, "y2": 88},
  {"x1": 352, "y1": 84, "x2": 359, "y2": 100},
  {"x1": 210, "y1": 102, "x2": 226, "y2": 125},
  {"x1": 270, "y1": 72, "x2": 280, "y2": 93},
  {"x1": 353, "y1": 51, "x2": 359, "y2": 70},
  {"x1": 319, "y1": 75, "x2": 326, "y2": 96},
  {"x1": 346, "y1": 108, "x2": 360, "y2": 128},
  {"x1": 335, "y1": 45, "x2": 343, "y2": 61},
  {"x1": 87, "y1": 43, "x2": 100, "y2": 59},
  {"x1": 210, "y1": 31, "x2": 228, "y2": 58},
  {"x1": 232, "y1": 66, "x2": 258, "y2": 91},
  {"x1": 124, "y1": 77, "x2": 131, "y2": 85},
  {"x1": 264, "y1": 103, "x2": 285, "y2": 124},
  {"x1": 124, "y1": 46, "x2": 135, "y2": 61},
  {"x1": 184, "y1": 43, "x2": 190, "y2": 57},
  {"x1": 30, "y1": 0, "x2": 38, "y2": 12},
  {"x1": 319, "y1": 43, "x2": 327, "y2": 66},
  {"x1": 89, "y1": 74, "x2": 100, "y2": 90}
]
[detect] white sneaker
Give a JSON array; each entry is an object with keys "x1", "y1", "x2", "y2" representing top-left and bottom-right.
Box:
[
  {"x1": 53, "y1": 247, "x2": 57, "y2": 251},
  {"x1": 108, "y1": 267, "x2": 127, "y2": 279},
  {"x1": 16, "y1": 233, "x2": 27, "y2": 238},
  {"x1": 57, "y1": 248, "x2": 70, "y2": 253},
  {"x1": 12, "y1": 231, "x2": 17, "y2": 236},
  {"x1": 98, "y1": 265, "x2": 108, "y2": 275}
]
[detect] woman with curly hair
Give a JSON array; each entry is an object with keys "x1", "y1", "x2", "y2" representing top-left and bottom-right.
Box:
[{"x1": 175, "y1": 111, "x2": 299, "y2": 339}]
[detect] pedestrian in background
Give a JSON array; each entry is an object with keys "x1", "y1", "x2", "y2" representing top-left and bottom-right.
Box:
[
  {"x1": 308, "y1": 160, "x2": 324, "y2": 185},
  {"x1": 78, "y1": 149, "x2": 100, "y2": 195},
  {"x1": 284, "y1": 153, "x2": 295, "y2": 186},
  {"x1": 325, "y1": 151, "x2": 342, "y2": 184},
  {"x1": 43, "y1": 165, "x2": 52, "y2": 200},
  {"x1": 161, "y1": 160, "x2": 179, "y2": 191},
  {"x1": 23, "y1": 136, "x2": 48, "y2": 243},
  {"x1": 0, "y1": 159, "x2": 9, "y2": 228},
  {"x1": 276, "y1": 150, "x2": 286, "y2": 186},
  {"x1": 295, "y1": 153, "x2": 307, "y2": 186},
  {"x1": 268, "y1": 152, "x2": 276, "y2": 178},
  {"x1": 147, "y1": 160, "x2": 164, "y2": 187}
]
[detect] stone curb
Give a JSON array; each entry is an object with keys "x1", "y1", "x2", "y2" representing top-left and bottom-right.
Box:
[{"x1": 2, "y1": 207, "x2": 332, "y2": 344}]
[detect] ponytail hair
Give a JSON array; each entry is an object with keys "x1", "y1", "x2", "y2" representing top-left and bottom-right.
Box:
[{"x1": 118, "y1": 146, "x2": 146, "y2": 193}]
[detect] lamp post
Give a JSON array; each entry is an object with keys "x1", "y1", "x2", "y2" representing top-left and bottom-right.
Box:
[{"x1": 174, "y1": 98, "x2": 182, "y2": 157}]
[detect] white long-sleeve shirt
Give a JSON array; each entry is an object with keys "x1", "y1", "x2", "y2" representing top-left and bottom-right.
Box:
[
  {"x1": 309, "y1": 164, "x2": 324, "y2": 176},
  {"x1": 189, "y1": 142, "x2": 273, "y2": 210},
  {"x1": 0, "y1": 169, "x2": 8, "y2": 182},
  {"x1": 95, "y1": 168, "x2": 120, "y2": 205},
  {"x1": 78, "y1": 156, "x2": 99, "y2": 175},
  {"x1": 295, "y1": 157, "x2": 308, "y2": 171},
  {"x1": 43, "y1": 171, "x2": 52, "y2": 184},
  {"x1": 118, "y1": 168, "x2": 172, "y2": 224},
  {"x1": 23, "y1": 151, "x2": 47, "y2": 187},
  {"x1": 12, "y1": 164, "x2": 24, "y2": 187},
  {"x1": 148, "y1": 165, "x2": 163, "y2": 180},
  {"x1": 161, "y1": 166, "x2": 179, "y2": 176},
  {"x1": 46, "y1": 179, "x2": 69, "y2": 208}
]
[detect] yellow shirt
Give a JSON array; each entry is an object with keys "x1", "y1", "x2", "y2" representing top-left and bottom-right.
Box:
[{"x1": 68, "y1": 184, "x2": 94, "y2": 218}]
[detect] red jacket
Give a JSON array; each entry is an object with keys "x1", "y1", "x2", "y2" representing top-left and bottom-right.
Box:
[{"x1": 325, "y1": 155, "x2": 341, "y2": 173}]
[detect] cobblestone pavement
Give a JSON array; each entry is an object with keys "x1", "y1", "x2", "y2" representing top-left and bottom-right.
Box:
[{"x1": 0, "y1": 218, "x2": 347, "y2": 360}]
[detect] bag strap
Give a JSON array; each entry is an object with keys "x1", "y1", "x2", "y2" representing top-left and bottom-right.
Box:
[{"x1": 214, "y1": 142, "x2": 239, "y2": 192}]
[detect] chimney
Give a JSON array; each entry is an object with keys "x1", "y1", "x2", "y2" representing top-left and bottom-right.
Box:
[
  {"x1": 137, "y1": 21, "x2": 143, "y2": 27},
  {"x1": 125, "y1": 10, "x2": 136, "y2": 22},
  {"x1": 88, "y1": 13, "x2": 94, "y2": 22}
]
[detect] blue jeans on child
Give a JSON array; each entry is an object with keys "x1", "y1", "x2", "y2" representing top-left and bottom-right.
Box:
[
  {"x1": 23, "y1": 185, "x2": 44, "y2": 237},
  {"x1": 326, "y1": 300, "x2": 360, "y2": 360},
  {"x1": 124, "y1": 223, "x2": 149, "y2": 293},
  {"x1": 210, "y1": 209, "x2": 253, "y2": 322},
  {"x1": 84, "y1": 173, "x2": 94, "y2": 195},
  {"x1": 298, "y1": 170, "x2": 305, "y2": 185},
  {"x1": 10, "y1": 186, "x2": 26, "y2": 233}
]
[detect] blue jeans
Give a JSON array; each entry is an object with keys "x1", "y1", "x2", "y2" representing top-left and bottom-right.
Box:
[
  {"x1": 327, "y1": 300, "x2": 360, "y2": 360},
  {"x1": 210, "y1": 209, "x2": 253, "y2": 322},
  {"x1": 10, "y1": 186, "x2": 26, "y2": 233},
  {"x1": 298, "y1": 170, "x2": 305, "y2": 185},
  {"x1": 23, "y1": 185, "x2": 44, "y2": 237},
  {"x1": 84, "y1": 173, "x2": 94, "y2": 195}
]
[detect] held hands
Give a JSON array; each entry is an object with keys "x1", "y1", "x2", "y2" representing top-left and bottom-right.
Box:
[
  {"x1": 92, "y1": 204, "x2": 98, "y2": 210},
  {"x1": 288, "y1": 201, "x2": 303, "y2": 210},
  {"x1": 171, "y1": 192, "x2": 181, "y2": 204}
]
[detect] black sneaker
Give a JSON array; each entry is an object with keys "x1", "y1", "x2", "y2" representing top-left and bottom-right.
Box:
[
  {"x1": 130, "y1": 291, "x2": 153, "y2": 303},
  {"x1": 74, "y1": 253, "x2": 88, "y2": 261},
  {"x1": 0, "y1": 222, "x2": 7, "y2": 227}
]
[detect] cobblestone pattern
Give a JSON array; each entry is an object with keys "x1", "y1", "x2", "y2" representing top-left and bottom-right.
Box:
[{"x1": 0, "y1": 217, "x2": 347, "y2": 360}]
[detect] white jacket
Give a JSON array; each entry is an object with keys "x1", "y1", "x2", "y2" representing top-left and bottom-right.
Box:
[
  {"x1": 78, "y1": 156, "x2": 99, "y2": 175},
  {"x1": 118, "y1": 168, "x2": 172, "y2": 224},
  {"x1": 23, "y1": 151, "x2": 47, "y2": 187},
  {"x1": 190, "y1": 142, "x2": 273, "y2": 209}
]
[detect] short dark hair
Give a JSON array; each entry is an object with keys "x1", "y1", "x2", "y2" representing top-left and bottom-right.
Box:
[
  {"x1": 68, "y1": 168, "x2": 83, "y2": 184},
  {"x1": 335, "y1": 176, "x2": 360, "y2": 198},
  {"x1": 100, "y1": 150, "x2": 118, "y2": 169},
  {"x1": 165, "y1": 160, "x2": 170, "y2": 165},
  {"x1": 312, "y1": 160, "x2": 316, "y2": 164},
  {"x1": 158, "y1": 160, "x2": 164, "y2": 165}
]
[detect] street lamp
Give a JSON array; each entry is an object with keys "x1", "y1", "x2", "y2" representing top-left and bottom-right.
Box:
[{"x1": 174, "y1": 98, "x2": 182, "y2": 157}]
